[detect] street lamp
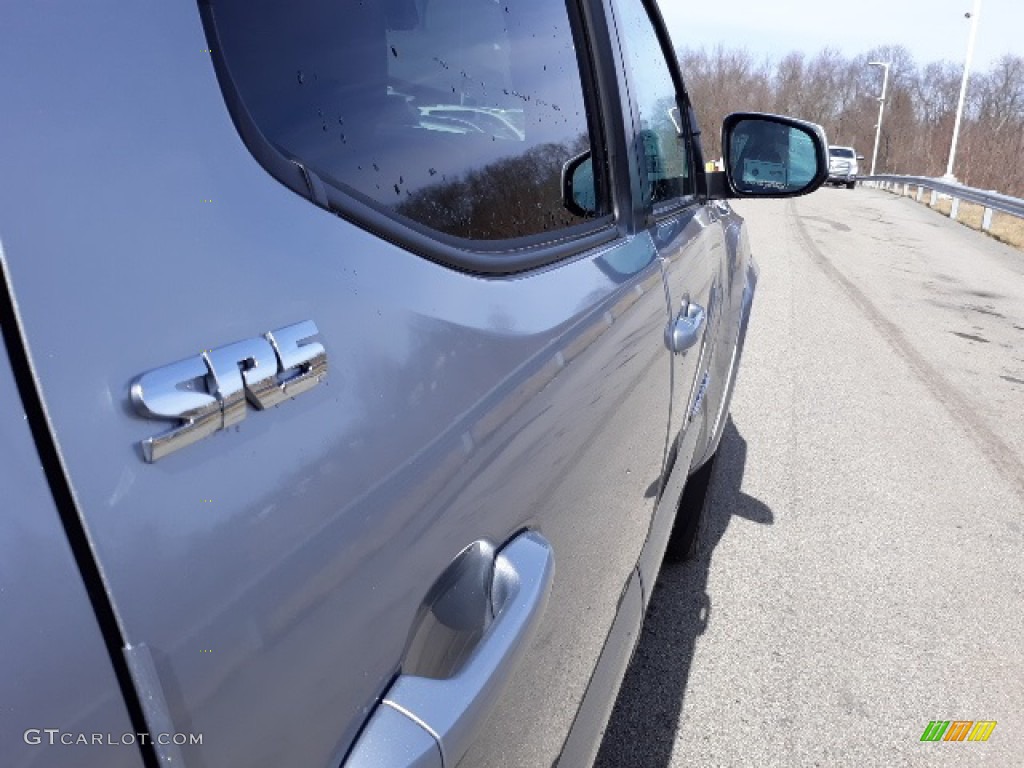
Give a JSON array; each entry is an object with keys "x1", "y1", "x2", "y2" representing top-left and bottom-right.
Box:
[
  {"x1": 943, "y1": 0, "x2": 982, "y2": 182},
  {"x1": 867, "y1": 61, "x2": 890, "y2": 176}
]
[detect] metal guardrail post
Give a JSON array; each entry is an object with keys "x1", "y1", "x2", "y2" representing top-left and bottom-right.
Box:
[
  {"x1": 929, "y1": 190, "x2": 937, "y2": 207},
  {"x1": 950, "y1": 198, "x2": 960, "y2": 220},
  {"x1": 916, "y1": 187, "x2": 923, "y2": 202},
  {"x1": 982, "y1": 208, "x2": 993, "y2": 231}
]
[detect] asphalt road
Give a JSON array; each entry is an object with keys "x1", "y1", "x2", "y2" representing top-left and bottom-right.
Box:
[{"x1": 595, "y1": 186, "x2": 1024, "y2": 767}]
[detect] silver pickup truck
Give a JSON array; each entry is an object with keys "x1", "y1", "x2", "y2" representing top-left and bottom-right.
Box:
[{"x1": 0, "y1": 2, "x2": 826, "y2": 767}]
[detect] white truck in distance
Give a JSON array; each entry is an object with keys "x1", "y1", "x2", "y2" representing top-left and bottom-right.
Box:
[{"x1": 828, "y1": 145, "x2": 861, "y2": 189}]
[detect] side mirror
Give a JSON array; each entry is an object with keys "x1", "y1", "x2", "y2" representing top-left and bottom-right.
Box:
[
  {"x1": 708, "y1": 112, "x2": 829, "y2": 199},
  {"x1": 857, "y1": 154, "x2": 865, "y2": 160},
  {"x1": 562, "y1": 151, "x2": 597, "y2": 217}
]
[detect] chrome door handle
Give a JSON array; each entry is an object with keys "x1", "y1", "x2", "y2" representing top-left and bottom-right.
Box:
[
  {"x1": 345, "y1": 532, "x2": 555, "y2": 768},
  {"x1": 665, "y1": 302, "x2": 706, "y2": 355}
]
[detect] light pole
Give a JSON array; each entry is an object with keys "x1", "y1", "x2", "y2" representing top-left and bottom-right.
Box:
[
  {"x1": 943, "y1": 0, "x2": 982, "y2": 182},
  {"x1": 867, "y1": 61, "x2": 890, "y2": 176}
]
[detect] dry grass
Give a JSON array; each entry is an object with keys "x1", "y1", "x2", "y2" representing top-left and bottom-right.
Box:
[
  {"x1": 990, "y1": 211, "x2": 1024, "y2": 248},
  {"x1": 895, "y1": 187, "x2": 1024, "y2": 250}
]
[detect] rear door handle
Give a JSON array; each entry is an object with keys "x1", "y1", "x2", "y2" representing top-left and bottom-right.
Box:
[
  {"x1": 344, "y1": 531, "x2": 555, "y2": 768},
  {"x1": 665, "y1": 302, "x2": 706, "y2": 355}
]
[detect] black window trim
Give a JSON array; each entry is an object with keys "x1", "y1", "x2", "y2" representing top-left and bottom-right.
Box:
[
  {"x1": 198, "y1": 0, "x2": 625, "y2": 276},
  {"x1": 606, "y1": 0, "x2": 711, "y2": 224},
  {"x1": 578, "y1": 0, "x2": 638, "y2": 241}
]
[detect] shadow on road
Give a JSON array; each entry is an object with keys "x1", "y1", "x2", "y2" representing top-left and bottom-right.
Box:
[{"x1": 593, "y1": 419, "x2": 773, "y2": 768}]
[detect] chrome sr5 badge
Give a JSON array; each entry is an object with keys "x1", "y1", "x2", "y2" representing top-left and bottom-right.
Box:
[{"x1": 131, "y1": 320, "x2": 327, "y2": 462}]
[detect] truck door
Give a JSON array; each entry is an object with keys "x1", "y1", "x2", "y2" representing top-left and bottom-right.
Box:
[
  {"x1": 609, "y1": 0, "x2": 729, "y2": 585},
  {"x1": 0, "y1": 2, "x2": 673, "y2": 766}
]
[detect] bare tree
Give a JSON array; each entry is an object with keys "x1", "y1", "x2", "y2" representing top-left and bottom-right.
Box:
[
  {"x1": 675, "y1": 44, "x2": 1023, "y2": 196},
  {"x1": 679, "y1": 45, "x2": 773, "y2": 160}
]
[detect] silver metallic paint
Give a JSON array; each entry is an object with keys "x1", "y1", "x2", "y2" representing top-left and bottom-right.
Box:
[
  {"x1": 0, "y1": 333, "x2": 143, "y2": 768},
  {"x1": 0, "y1": 5, "x2": 676, "y2": 765},
  {"x1": 0, "y1": 2, "x2": 765, "y2": 767}
]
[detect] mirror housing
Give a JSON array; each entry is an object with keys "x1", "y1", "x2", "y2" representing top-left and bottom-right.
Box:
[
  {"x1": 561, "y1": 151, "x2": 598, "y2": 217},
  {"x1": 707, "y1": 112, "x2": 829, "y2": 199}
]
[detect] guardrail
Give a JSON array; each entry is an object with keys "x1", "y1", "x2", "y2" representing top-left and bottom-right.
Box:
[{"x1": 859, "y1": 174, "x2": 1024, "y2": 231}]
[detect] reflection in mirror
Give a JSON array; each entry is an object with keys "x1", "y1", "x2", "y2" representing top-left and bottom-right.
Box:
[{"x1": 728, "y1": 119, "x2": 819, "y2": 195}]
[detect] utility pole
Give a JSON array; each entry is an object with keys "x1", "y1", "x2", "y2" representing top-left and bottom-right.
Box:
[
  {"x1": 943, "y1": 0, "x2": 982, "y2": 182},
  {"x1": 867, "y1": 61, "x2": 890, "y2": 176}
]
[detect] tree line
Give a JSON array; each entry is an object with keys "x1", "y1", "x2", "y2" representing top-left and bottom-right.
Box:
[{"x1": 680, "y1": 45, "x2": 1024, "y2": 197}]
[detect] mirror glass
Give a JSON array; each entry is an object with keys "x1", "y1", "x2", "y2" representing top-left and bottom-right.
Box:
[
  {"x1": 727, "y1": 119, "x2": 820, "y2": 195},
  {"x1": 565, "y1": 154, "x2": 598, "y2": 216}
]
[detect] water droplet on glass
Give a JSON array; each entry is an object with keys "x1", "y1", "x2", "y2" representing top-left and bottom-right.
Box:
[
  {"x1": 391, "y1": 46, "x2": 399, "y2": 58},
  {"x1": 394, "y1": 184, "x2": 401, "y2": 195},
  {"x1": 297, "y1": 70, "x2": 305, "y2": 84},
  {"x1": 373, "y1": 163, "x2": 380, "y2": 172},
  {"x1": 428, "y1": 168, "x2": 437, "y2": 176}
]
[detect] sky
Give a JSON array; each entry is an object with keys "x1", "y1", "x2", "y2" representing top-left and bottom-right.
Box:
[{"x1": 659, "y1": 0, "x2": 1023, "y2": 73}]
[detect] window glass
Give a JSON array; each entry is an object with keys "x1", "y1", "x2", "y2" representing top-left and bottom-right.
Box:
[
  {"x1": 213, "y1": 0, "x2": 602, "y2": 241},
  {"x1": 610, "y1": 0, "x2": 692, "y2": 205}
]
